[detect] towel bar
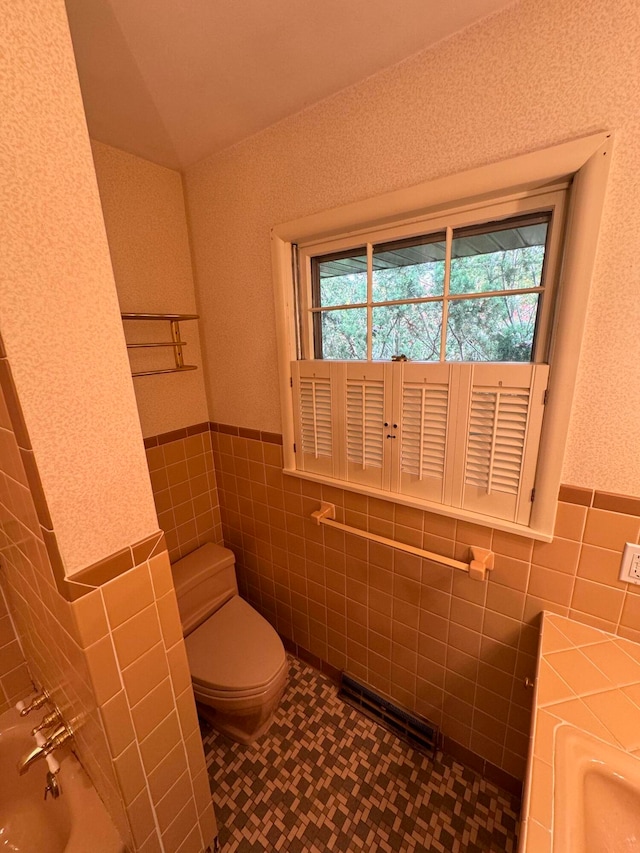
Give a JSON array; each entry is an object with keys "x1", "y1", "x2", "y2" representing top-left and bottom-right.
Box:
[{"x1": 311, "y1": 502, "x2": 493, "y2": 581}]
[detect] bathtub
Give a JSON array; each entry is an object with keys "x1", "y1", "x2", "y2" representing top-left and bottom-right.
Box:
[{"x1": 0, "y1": 707, "x2": 126, "y2": 852}]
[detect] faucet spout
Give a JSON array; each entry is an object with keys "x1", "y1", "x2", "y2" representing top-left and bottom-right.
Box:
[
  {"x1": 16, "y1": 722, "x2": 74, "y2": 775},
  {"x1": 17, "y1": 743, "x2": 47, "y2": 775}
]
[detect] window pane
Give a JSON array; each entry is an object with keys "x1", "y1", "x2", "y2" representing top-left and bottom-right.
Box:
[
  {"x1": 372, "y1": 302, "x2": 442, "y2": 361},
  {"x1": 450, "y1": 220, "x2": 548, "y2": 295},
  {"x1": 372, "y1": 234, "x2": 445, "y2": 302},
  {"x1": 320, "y1": 308, "x2": 367, "y2": 359},
  {"x1": 445, "y1": 293, "x2": 539, "y2": 362},
  {"x1": 317, "y1": 252, "x2": 367, "y2": 307}
]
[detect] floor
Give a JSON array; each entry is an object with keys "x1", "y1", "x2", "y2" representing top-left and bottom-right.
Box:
[{"x1": 201, "y1": 656, "x2": 520, "y2": 852}]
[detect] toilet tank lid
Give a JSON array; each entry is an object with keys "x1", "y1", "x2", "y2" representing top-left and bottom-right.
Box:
[{"x1": 171, "y1": 542, "x2": 235, "y2": 599}]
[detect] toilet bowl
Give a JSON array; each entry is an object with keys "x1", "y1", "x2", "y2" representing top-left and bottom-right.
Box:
[{"x1": 171, "y1": 542, "x2": 288, "y2": 744}]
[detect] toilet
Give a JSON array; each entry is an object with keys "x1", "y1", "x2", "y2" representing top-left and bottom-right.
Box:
[{"x1": 171, "y1": 542, "x2": 288, "y2": 744}]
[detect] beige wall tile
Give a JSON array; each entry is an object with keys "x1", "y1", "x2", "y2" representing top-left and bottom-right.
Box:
[
  {"x1": 173, "y1": 823, "x2": 202, "y2": 853},
  {"x1": 140, "y1": 711, "x2": 182, "y2": 773},
  {"x1": 571, "y1": 578, "x2": 625, "y2": 623},
  {"x1": 162, "y1": 799, "x2": 198, "y2": 853},
  {"x1": 577, "y1": 544, "x2": 625, "y2": 585},
  {"x1": 485, "y1": 583, "x2": 525, "y2": 621},
  {"x1": 148, "y1": 742, "x2": 190, "y2": 804},
  {"x1": 112, "y1": 604, "x2": 162, "y2": 670},
  {"x1": 490, "y1": 554, "x2": 530, "y2": 592},
  {"x1": 199, "y1": 808, "x2": 218, "y2": 844},
  {"x1": 553, "y1": 502, "x2": 587, "y2": 541},
  {"x1": 167, "y1": 641, "x2": 193, "y2": 696},
  {"x1": 619, "y1": 593, "x2": 640, "y2": 631},
  {"x1": 583, "y1": 509, "x2": 640, "y2": 551},
  {"x1": 492, "y1": 530, "x2": 534, "y2": 562},
  {"x1": 100, "y1": 689, "x2": 135, "y2": 758},
  {"x1": 127, "y1": 788, "x2": 157, "y2": 849},
  {"x1": 176, "y1": 687, "x2": 201, "y2": 741},
  {"x1": 102, "y1": 563, "x2": 154, "y2": 629},
  {"x1": 122, "y1": 641, "x2": 170, "y2": 708},
  {"x1": 113, "y1": 741, "x2": 147, "y2": 805},
  {"x1": 131, "y1": 677, "x2": 175, "y2": 741},
  {"x1": 85, "y1": 636, "x2": 123, "y2": 706},
  {"x1": 527, "y1": 565, "x2": 574, "y2": 607},
  {"x1": 156, "y1": 771, "x2": 194, "y2": 832},
  {"x1": 72, "y1": 589, "x2": 109, "y2": 648},
  {"x1": 531, "y1": 537, "x2": 581, "y2": 575}
]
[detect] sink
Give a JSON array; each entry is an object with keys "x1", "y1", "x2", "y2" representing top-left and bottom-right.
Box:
[{"x1": 554, "y1": 725, "x2": 640, "y2": 852}]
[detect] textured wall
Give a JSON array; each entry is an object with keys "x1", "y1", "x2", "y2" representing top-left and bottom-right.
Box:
[
  {"x1": 91, "y1": 141, "x2": 210, "y2": 437},
  {"x1": 184, "y1": 0, "x2": 640, "y2": 495},
  {"x1": 0, "y1": 0, "x2": 157, "y2": 574}
]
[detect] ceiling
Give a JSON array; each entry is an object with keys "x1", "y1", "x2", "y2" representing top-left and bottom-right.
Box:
[{"x1": 65, "y1": 0, "x2": 517, "y2": 171}]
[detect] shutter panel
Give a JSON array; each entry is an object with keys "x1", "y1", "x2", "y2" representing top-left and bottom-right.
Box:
[
  {"x1": 457, "y1": 363, "x2": 549, "y2": 524},
  {"x1": 291, "y1": 361, "x2": 336, "y2": 476},
  {"x1": 396, "y1": 363, "x2": 454, "y2": 503},
  {"x1": 340, "y1": 363, "x2": 392, "y2": 489}
]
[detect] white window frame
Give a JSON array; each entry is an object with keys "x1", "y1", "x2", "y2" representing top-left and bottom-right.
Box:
[
  {"x1": 298, "y1": 190, "x2": 566, "y2": 365},
  {"x1": 271, "y1": 132, "x2": 613, "y2": 541}
]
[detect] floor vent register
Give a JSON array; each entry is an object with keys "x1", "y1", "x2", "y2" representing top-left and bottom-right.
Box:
[{"x1": 338, "y1": 673, "x2": 441, "y2": 758}]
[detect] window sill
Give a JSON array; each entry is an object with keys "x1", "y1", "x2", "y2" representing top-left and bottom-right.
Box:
[{"x1": 283, "y1": 466, "x2": 554, "y2": 542}]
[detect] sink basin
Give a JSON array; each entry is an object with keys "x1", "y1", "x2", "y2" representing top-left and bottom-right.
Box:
[{"x1": 554, "y1": 725, "x2": 640, "y2": 852}]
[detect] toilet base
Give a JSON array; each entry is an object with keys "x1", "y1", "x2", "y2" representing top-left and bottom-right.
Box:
[
  {"x1": 194, "y1": 664, "x2": 288, "y2": 745},
  {"x1": 196, "y1": 699, "x2": 278, "y2": 745}
]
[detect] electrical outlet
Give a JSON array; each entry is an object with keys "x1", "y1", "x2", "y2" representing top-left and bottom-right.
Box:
[{"x1": 619, "y1": 542, "x2": 640, "y2": 584}]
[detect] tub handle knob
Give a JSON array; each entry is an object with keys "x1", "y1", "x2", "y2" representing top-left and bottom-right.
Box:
[
  {"x1": 524, "y1": 676, "x2": 535, "y2": 689},
  {"x1": 31, "y1": 709, "x2": 62, "y2": 736},
  {"x1": 19, "y1": 689, "x2": 49, "y2": 717}
]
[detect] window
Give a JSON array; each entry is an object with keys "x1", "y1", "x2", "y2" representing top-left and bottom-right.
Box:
[
  {"x1": 272, "y1": 133, "x2": 612, "y2": 539},
  {"x1": 311, "y1": 212, "x2": 552, "y2": 363}
]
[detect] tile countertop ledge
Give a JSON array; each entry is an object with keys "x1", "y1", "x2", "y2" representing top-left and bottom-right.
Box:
[{"x1": 519, "y1": 611, "x2": 640, "y2": 851}]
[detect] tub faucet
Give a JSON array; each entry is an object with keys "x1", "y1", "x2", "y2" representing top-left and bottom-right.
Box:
[{"x1": 17, "y1": 723, "x2": 73, "y2": 775}]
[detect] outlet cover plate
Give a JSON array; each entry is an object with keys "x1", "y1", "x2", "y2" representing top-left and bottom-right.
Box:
[{"x1": 619, "y1": 542, "x2": 640, "y2": 584}]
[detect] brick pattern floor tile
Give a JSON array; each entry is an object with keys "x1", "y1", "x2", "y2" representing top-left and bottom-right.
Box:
[{"x1": 201, "y1": 656, "x2": 519, "y2": 852}]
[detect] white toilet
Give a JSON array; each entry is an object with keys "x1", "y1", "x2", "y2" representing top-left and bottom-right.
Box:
[{"x1": 171, "y1": 542, "x2": 288, "y2": 744}]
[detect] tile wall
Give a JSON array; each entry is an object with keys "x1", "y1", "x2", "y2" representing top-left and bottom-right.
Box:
[
  {"x1": 204, "y1": 423, "x2": 640, "y2": 784},
  {"x1": 0, "y1": 554, "x2": 30, "y2": 712},
  {"x1": 144, "y1": 425, "x2": 223, "y2": 563},
  {"x1": 76, "y1": 542, "x2": 217, "y2": 853},
  {"x1": 0, "y1": 353, "x2": 216, "y2": 852}
]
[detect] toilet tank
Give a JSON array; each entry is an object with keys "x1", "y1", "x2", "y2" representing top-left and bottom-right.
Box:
[{"x1": 170, "y1": 542, "x2": 238, "y2": 636}]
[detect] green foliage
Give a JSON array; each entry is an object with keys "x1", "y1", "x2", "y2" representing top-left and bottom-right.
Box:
[{"x1": 318, "y1": 244, "x2": 544, "y2": 362}]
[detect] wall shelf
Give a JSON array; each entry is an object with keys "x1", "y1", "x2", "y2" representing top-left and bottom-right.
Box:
[{"x1": 121, "y1": 313, "x2": 199, "y2": 377}]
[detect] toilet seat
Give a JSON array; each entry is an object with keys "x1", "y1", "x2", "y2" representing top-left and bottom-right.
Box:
[{"x1": 184, "y1": 596, "x2": 286, "y2": 694}]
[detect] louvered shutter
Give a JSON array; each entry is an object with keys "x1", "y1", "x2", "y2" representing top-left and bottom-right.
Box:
[
  {"x1": 291, "y1": 361, "x2": 336, "y2": 476},
  {"x1": 456, "y1": 363, "x2": 549, "y2": 524},
  {"x1": 339, "y1": 363, "x2": 392, "y2": 489},
  {"x1": 396, "y1": 363, "x2": 454, "y2": 503}
]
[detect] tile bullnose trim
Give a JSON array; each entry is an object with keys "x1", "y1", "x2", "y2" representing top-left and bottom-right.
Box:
[
  {"x1": 143, "y1": 421, "x2": 284, "y2": 447},
  {"x1": 558, "y1": 484, "x2": 640, "y2": 516},
  {"x1": 592, "y1": 490, "x2": 640, "y2": 517},
  {"x1": 558, "y1": 484, "x2": 594, "y2": 507},
  {"x1": 63, "y1": 531, "x2": 166, "y2": 597}
]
